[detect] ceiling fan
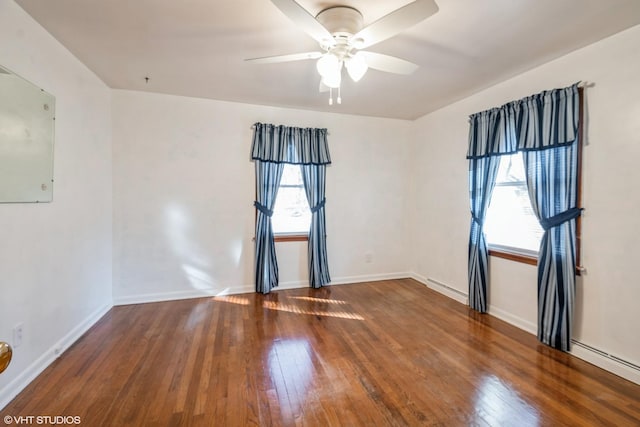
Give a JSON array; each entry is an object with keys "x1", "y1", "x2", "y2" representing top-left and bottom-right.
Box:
[{"x1": 246, "y1": 0, "x2": 439, "y2": 104}]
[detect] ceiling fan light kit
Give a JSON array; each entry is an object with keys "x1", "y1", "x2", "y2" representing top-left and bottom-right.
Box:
[
  {"x1": 345, "y1": 52, "x2": 368, "y2": 82},
  {"x1": 247, "y1": 0, "x2": 439, "y2": 105},
  {"x1": 316, "y1": 53, "x2": 342, "y2": 88}
]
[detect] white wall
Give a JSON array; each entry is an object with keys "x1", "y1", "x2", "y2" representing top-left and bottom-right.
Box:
[
  {"x1": 0, "y1": 0, "x2": 113, "y2": 408},
  {"x1": 411, "y1": 24, "x2": 640, "y2": 372},
  {"x1": 112, "y1": 91, "x2": 412, "y2": 303}
]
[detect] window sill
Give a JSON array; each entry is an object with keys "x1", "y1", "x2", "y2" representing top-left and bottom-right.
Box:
[
  {"x1": 488, "y1": 248, "x2": 583, "y2": 276},
  {"x1": 274, "y1": 234, "x2": 308, "y2": 242},
  {"x1": 488, "y1": 248, "x2": 537, "y2": 266}
]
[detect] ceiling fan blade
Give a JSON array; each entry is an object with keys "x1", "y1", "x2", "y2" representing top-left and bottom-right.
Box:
[
  {"x1": 360, "y1": 52, "x2": 419, "y2": 75},
  {"x1": 245, "y1": 51, "x2": 323, "y2": 64},
  {"x1": 271, "y1": 0, "x2": 335, "y2": 46},
  {"x1": 351, "y1": 0, "x2": 438, "y2": 49}
]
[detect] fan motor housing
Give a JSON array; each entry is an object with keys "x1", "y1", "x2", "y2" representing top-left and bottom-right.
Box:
[{"x1": 316, "y1": 6, "x2": 363, "y2": 38}]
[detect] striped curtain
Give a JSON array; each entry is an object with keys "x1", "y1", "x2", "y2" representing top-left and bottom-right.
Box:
[
  {"x1": 252, "y1": 122, "x2": 331, "y2": 294},
  {"x1": 252, "y1": 123, "x2": 331, "y2": 164},
  {"x1": 468, "y1": 156, "x2": 501, "y2": 312},
  {"x1": 254, "y1": 160, "x2": 285, "y2": 294},
  {"x1": 301, "y1": 164, "x2": 331, "y2": 287},
  {"x1": 521, "y1": 87, "x2": 581, "y2": 351},
  {"x1": 466, "y1": 84, "x2": 581, "y2": 350},
  {"x1": 467, "y1": 85, "x2": 579, "y2": 158},
  {"x1": 524, "y1": 146, "x2": 580, "y2": 351}
]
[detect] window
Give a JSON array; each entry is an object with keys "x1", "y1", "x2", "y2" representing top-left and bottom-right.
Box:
[
  {"x1": 483, "y1": 88, "x2": 583, "y2": 269},
  {"x1": 271, "y1": 164, "x2": 311, "y2": 240},
  {"x1": 484, "y1": 153, "x2": 543, "y2": 259}
]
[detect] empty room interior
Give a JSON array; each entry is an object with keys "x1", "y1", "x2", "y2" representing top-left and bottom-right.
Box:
[{"x1": 1, "y1": 0, "x2": 640, "y2": 425}]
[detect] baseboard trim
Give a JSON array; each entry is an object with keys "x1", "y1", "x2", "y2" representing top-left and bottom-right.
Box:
[
  {"x1": 113, "y1": 286, "x2": 255, "y2": 306},
  {"x1": 114, "y1": 272, "x2": 413, "y2": 306},
  {"x1": 277, "y1": 272, "x2": 411, "y2": 289},
  {"x1": 410, "y1": 272, "x2": 639, "y2": 385},
  {"x1": 330, "y1": 272, "x2": 411, "y2": 286},
  {"x1": 488, "y1": 306, "x2": 537, "y2": 336},
  {"x1": 0, "y1": 302, "x2": 112, "y2": 410},
  {"x1": 411, "y1": 273, "x2": 468, "y2": 305},
  {"x1": 411, "y1": 272, "x2": 536, "y2": 334},
  {"x1": 570, "y1": 341, "x2": 640, "y2": 385}
]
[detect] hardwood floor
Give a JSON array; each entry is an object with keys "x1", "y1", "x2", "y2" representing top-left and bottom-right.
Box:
[{"x1": 2, "y1": 279, "x2": 639, "y2": 426}]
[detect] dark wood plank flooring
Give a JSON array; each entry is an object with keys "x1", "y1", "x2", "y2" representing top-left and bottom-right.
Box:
[{"x1": 2, "y1": 279, "x2": 639, "y2": 426}]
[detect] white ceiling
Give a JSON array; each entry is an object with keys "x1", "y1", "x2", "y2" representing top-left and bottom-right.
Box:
[{"x1": 15, "y1": 0, "x2": 640, "y2": 120}]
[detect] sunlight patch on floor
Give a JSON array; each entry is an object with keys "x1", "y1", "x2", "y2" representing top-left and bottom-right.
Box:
[
  {"x1": 262, "y1": 300, "x2": 364, "y2": 320},
  {"x1": 213, "y1": 295, "x2": 251, "y2": 305},
  {"x1": 288, "y1": 296, "x2": 348, "y2": 305}
]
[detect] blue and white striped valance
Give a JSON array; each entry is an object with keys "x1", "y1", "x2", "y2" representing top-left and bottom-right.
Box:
[
  {"x1": 251, "y1": 122, "x2": 331, "y2": 165},
  {"x1": 467, "y1": 83, "x2": 580, "y2": 159}
]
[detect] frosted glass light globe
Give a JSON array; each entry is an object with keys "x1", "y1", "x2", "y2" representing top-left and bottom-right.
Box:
[
  {"x1": 316, "y1": 54, "x2": 340, "y2": 77},
  {"x1": 346, "y1": 52, "x2": 368, "y2": 82}
]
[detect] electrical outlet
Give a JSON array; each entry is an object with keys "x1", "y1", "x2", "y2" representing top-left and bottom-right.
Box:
[
  {"x1": 13, "y1": 323, "x2": 24, "y2": 348},
  {"x1": 364, "y1": 252, "x2": 373, "y2": 263}
]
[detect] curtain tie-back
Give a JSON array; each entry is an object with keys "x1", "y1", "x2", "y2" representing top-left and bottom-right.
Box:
[
  {"x1": 540, "y1": 207, "x2": 583, "y2": 231},
  {"x1": 471, "y1": 212, "x2": 484, "y2": 226},
  {"x1": 254, "y1": 201, "x2": 273, "y2": 217},
  {"x1": 310, "y1": 198, "x2": 326, "y2": 214}
]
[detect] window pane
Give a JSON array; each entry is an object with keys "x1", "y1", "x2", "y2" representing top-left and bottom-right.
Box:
[
  {"x1": 272, "y1": 164, "x2": 311, "y2": 235},
  {"x1": 485, "y1": 154, "x2": 543, "y2": 254},
  {"x1": 495, "y1": 152, "x2": 526, "y2": 182},
  {"x1": 280, "y1": 163, "x2": 302, "y2": 185}
]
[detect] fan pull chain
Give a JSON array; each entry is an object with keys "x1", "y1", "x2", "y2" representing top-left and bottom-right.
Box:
[
  {"x1": 329, "y1": 88, "x2": 333, "y2": 105},
  {"x1": 337, "y1": 86, "x2": 342, "y2": 104}
]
